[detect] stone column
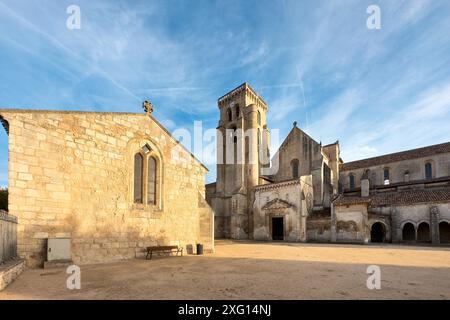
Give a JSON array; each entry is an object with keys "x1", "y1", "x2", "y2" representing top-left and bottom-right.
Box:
[
  {"x1": 390, "y1": 207, "x2": 400, "y2": 243},
  {"x1": 215, "y1": 126, "x2": 226, "y2": 196},
  {"x1": 430, "y1": 206, "x2": 440, "y2": 245}
]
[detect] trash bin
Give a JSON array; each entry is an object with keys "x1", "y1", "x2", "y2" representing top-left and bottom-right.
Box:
[{"x1": 196, "y1": 243, "x2": 203, "y2": 255}]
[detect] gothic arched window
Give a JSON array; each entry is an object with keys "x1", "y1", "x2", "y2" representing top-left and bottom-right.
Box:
[
  {"x1": 147, "y1": 156, "x2": 157, "y2": 205},
  {"x1": 257, "y1": 110, "x2": 261, "y2": 126},
  {"x1": 133, "y1": 153, "x2": 144, "y2": 203},
  {"x1": 231, "y1": 126, "x2": 237, "y2": 144},
  {"x1": 227, "y1": 109, "x2": 232, "y2": 122},
  {"x1": 349, "y1": 174, "x2": 355, "y2": 190},
  {"x1": 235, "y1": 105, "x2": 240, "y2": 119},
  {"x1": 291, "y1": 159, "x2": 299, "y2": 179},
  {"x1": 425, "y1": 162, "x2": 433, "y2": 180}
]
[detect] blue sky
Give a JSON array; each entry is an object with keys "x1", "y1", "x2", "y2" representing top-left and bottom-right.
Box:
[{"x1": 1, "y1": 0, "x2": 450, "y2": 186}]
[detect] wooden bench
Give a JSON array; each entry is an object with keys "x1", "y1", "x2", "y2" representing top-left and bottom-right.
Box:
[{"x1": 145, "y1": 246, "x2": 183, "y2": 260}]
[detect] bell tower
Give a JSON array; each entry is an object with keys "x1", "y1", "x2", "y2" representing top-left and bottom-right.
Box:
[{"x1": 215, "y1": 83, "x2": 270, "y2": 239}]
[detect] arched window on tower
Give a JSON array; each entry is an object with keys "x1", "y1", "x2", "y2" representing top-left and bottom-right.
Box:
[
  {"x1": 291, "y1": 159, "x2": 299, "y2": 179},
  {"x1": 425, "y1": 162, "x2": 433, "y2": 180},
  {"x1": 227, "y1": 108, "x2": 232, "y2": 122},
  {"x1": 133, "y1": 153, "x2": 143, "y2": 203},
  {"x1": 147, "y1": 156, "x2": 157, "y2": 205},
  {"x1": 235, "y1": 105, "x2": 240, "y2": 119},
  {"x1": 257, "y1": 110, "x2": 261, "y2": 126},
  {"x1": 231, "y1": 126, "x2": 237, "y2": 144},
  {"x1": 349, "y1": 173, "x2": 355, "y2": 190}
]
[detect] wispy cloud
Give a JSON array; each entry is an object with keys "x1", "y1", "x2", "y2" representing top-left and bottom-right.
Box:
[{"x1": 0, "y1": 0, "x2": 450, "y2": 184}]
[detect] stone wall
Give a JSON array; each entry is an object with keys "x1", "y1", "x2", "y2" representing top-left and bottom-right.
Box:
[
  {"x1": 253, "y1": 176, "x2": 312, "y2": 241},
  {"x1": 333, "y1": 204, "x2": 368, "y2": 244},
  {"x1": 340, "y1": 153, "x2": 450, "y2": 190},
  {"x1": 0, "y1": 109, "x2": 214, "y2": 267},
  {"x1": 389, "y1": 202, "x2": 450, "y2": 242},
  {"x1": 0, "y1": 259, "x2": 25, "y2": 291},
  {"x1": 270, "y1": 127, "x2": 337, "y2": 209}
]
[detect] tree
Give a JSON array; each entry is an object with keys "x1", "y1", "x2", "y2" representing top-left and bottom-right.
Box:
[{"x1": 0, "y1": 188, "x2": 8, "y2": 211}]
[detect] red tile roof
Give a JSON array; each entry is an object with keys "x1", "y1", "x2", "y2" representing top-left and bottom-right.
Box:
[
  {"x1": 340, "y1": 142, "x2": 450, "y2": 171},
  {"x1": 333, "y1": 187, "x2": 450, "y2": 207}
]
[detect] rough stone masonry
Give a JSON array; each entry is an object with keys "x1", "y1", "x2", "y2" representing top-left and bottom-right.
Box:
[{"x1": 0, "y1": 109, "x2": 214, "y2": 267}]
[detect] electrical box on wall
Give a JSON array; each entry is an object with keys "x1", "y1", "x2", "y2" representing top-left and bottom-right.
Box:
[{"x1": 47, "y1": 238, "x2": 71, "y2": 261}]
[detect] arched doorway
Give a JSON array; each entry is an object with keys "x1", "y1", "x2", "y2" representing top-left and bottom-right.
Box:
[
  {"x1": 370, "y1": 222, "x2": 385, "y2": 243},
  {"x1": 417, "y1": 222, "x2": 430, "y2": 242},
  {"x1": 439, "y1": 222, "x2": 450, "y2": 243},
  {"x1": 402, "y1": 223, "x2": 416, "y2": 242}
]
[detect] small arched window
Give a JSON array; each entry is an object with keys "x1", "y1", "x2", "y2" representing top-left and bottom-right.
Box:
[
  {"x1": 232, "y1": 126, "x2": 237, "y2": 144},
  {"x1": 384, "y1": 168, "x2": 390, "y2": 185},
  {"x1": 349, "y1": 174, "x2": 355, "y2": 190},
  {"x1": 147, "y1": 157, "x2": 157, "y2": 205},
  {"x1": 425, "y1": 162, "x2": 432, "y2": 180},
  {"x1": 257, "y1": 110, "x2": 261, "y2": 126},
  {"x1": 291, "y1": 159, "x2": 299, "y2": 179},
  {"x1": 235, "y1": 105, "x2": 240, "y2": 119},
  {"x1": 227, "y1": 109, "x2": 232, "y2": 122},
  {"x1": 133, "y1": 153, "x2": 144, "y2": 203}
]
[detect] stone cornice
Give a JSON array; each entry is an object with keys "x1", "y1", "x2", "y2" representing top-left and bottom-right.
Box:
[
  {"x1": 254, "y1": 178, "x2": 301, "y2": 192},
  {"x1": 0, "y1": 108, "x2": 143, "y2": 116},
  {"x1": 218, "y1": 83, "x2": 268, "y2": 111}
]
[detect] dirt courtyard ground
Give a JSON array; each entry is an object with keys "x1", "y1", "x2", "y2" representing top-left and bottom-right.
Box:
[{"x1": 1, "y1": 240, "x2": 450, "y2": 300}]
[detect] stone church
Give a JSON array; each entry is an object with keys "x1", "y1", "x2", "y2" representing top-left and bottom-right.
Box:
[
  {"x1": 206, "y1": 83, "x2": 450, "y2": 245},
  {"x1": 0, "y1": 106, "x2": 214, "y2": 267}
]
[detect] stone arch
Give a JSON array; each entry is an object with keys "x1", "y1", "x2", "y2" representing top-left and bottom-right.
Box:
[
  {"x1": 417, "y1": 222, "x2": 431, "y2": 242},
  {"x1": 348, "y1": 173, "x2": 355, "y2": 190},
  {"x1": 147, "y1": 156, "x2": 158, "y2": 205},
  {"x1": 370, "y1": 221, "x2": 386, "y2": 243},
  {"x1": 424, "y1": 160, "x2": 434, "y2": 180},
  {"x1": 227, "y1": 108, "x2": 232, "y2": 122},
  {"x1": 127, "y1": 137, "x2": 164, "y2": 210},
  {"x1": 439, "y1": 221, "x2": 450, "y2": 243},
  {"x1": 402, "y1": 222, "x2": 416, "y2": 242},
  {"x1": 291, "y1": 159, "x2": 299, "y2": 179},
  {"x1": 133, "y1": 152, "x2": 144, "y2": 203}
]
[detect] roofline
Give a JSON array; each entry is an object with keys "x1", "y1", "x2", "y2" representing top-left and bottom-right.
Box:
[
  {"x1": 341, "y1": 141, "x2": 450, "y2": 171},
  {"x1": 322, "y1": 140, "x2": 339, "y2": 148},
  {"x1": 272, "y1": 125, "x2": 321, "y2": 159},
  {"x1": 217, "y1": 82, "x2": 268, "y2": 107},
  {"x1": 0, "y1": 108, "x2": 209, "y2": 172},
  {"x1": 0, "y1": 108, "x2": 142, "y2": 115}
]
